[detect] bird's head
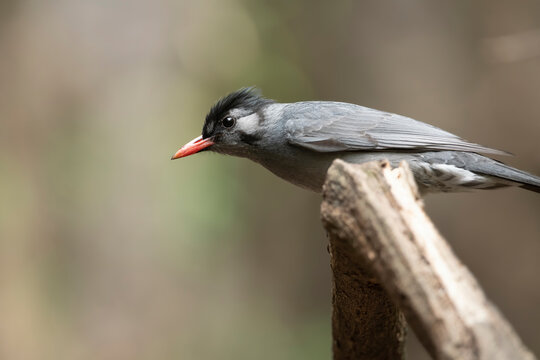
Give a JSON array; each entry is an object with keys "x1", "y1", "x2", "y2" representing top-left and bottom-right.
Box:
[{"x1": 171, "y1": 88, "x2": 274, "y2": 159}]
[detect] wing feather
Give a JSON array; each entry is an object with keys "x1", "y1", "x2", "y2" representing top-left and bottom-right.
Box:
[{"x1": 284, "y1": 102, "x2": 508, "y2": 155}]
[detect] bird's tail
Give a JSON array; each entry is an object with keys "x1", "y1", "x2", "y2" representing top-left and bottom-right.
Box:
[{"x1": 469, "y1": 156, "x2": 540, "y2": 193}]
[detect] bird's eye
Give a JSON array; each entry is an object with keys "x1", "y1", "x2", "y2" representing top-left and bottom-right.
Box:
[{"x1": 222, "y1": 116, "x2": 236, "y2": 128}]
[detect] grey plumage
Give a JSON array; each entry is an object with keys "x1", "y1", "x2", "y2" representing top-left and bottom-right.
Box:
[
  {"x1": 174, "y1": 88, "x2": 540, "y2": 194},
  {"x1": 283, "y1": 102, "x2": 508, "y2": 155}
]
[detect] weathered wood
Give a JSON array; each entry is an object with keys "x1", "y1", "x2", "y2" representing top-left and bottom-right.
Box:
[
  {"x1": 329, "y1": 223, "x2": 407, "y2": 359},
  {"x1": 321, "y1": 159, "x2": 535, "y2": 360}
]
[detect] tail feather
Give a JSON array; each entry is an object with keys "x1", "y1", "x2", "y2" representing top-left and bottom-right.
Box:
[
  {"x1": 422, "y1": 151, "x2": 540, "y2": 193},
  {"x1": 467, "y1": 156, "x2": 540, "y2": 193}
]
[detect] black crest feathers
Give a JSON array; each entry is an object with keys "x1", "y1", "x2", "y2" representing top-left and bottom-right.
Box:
[{"x1": 202, "y1": 87, "x2": 273, "y2": 138}]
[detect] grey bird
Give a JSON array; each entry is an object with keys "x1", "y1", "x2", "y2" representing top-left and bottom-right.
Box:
[{"x1": 172, "y1": 88, "x2": 540, "y2": 194}]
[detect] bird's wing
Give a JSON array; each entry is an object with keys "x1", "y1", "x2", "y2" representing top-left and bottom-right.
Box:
[{"x1": 284, "y1": 102, "x2": 508, "y2": 155}]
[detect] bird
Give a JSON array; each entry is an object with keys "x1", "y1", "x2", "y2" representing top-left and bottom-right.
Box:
[{"x1": 171, "y1": 87, "x2": 540, "y2": 194}]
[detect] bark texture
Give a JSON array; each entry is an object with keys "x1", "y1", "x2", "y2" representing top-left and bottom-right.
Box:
[
  {"x1": 329, "y1": 225, "x2": 406, "y2": 359},
  {"x1": 321, "y1": 159, "x2": 535, "y2": 360}
]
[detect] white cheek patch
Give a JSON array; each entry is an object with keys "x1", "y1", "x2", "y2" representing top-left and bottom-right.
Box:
[{"x1": 236, "y1": 113, "x2": 260, "y2": 134}]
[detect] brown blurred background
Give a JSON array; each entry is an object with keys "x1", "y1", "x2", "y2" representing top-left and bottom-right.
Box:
[{"x1": 1, "y1": 1, "x2": 539, "y2": 359}]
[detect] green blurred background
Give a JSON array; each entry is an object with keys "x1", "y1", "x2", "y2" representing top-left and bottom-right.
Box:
[{"x1": 1, "y1": 1, "x2": 539, "y2": 359}]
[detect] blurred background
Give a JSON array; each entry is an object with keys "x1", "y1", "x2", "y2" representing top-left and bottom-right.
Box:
[{"x1": 1, "y1": 0, "x2": 539, "y2": 359}]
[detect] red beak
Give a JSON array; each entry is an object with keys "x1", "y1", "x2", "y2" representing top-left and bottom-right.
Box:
[{"x1": 171, "y1": 135, "x2": 215, "y2": 159}]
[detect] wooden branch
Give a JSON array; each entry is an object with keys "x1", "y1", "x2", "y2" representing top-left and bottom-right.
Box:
[
  {"x1": 321, "y1": 159, "x2": 536, "y2": 360},
  {"x1": 329, "y1": 217, "x2": 407, "y2": 359}
]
